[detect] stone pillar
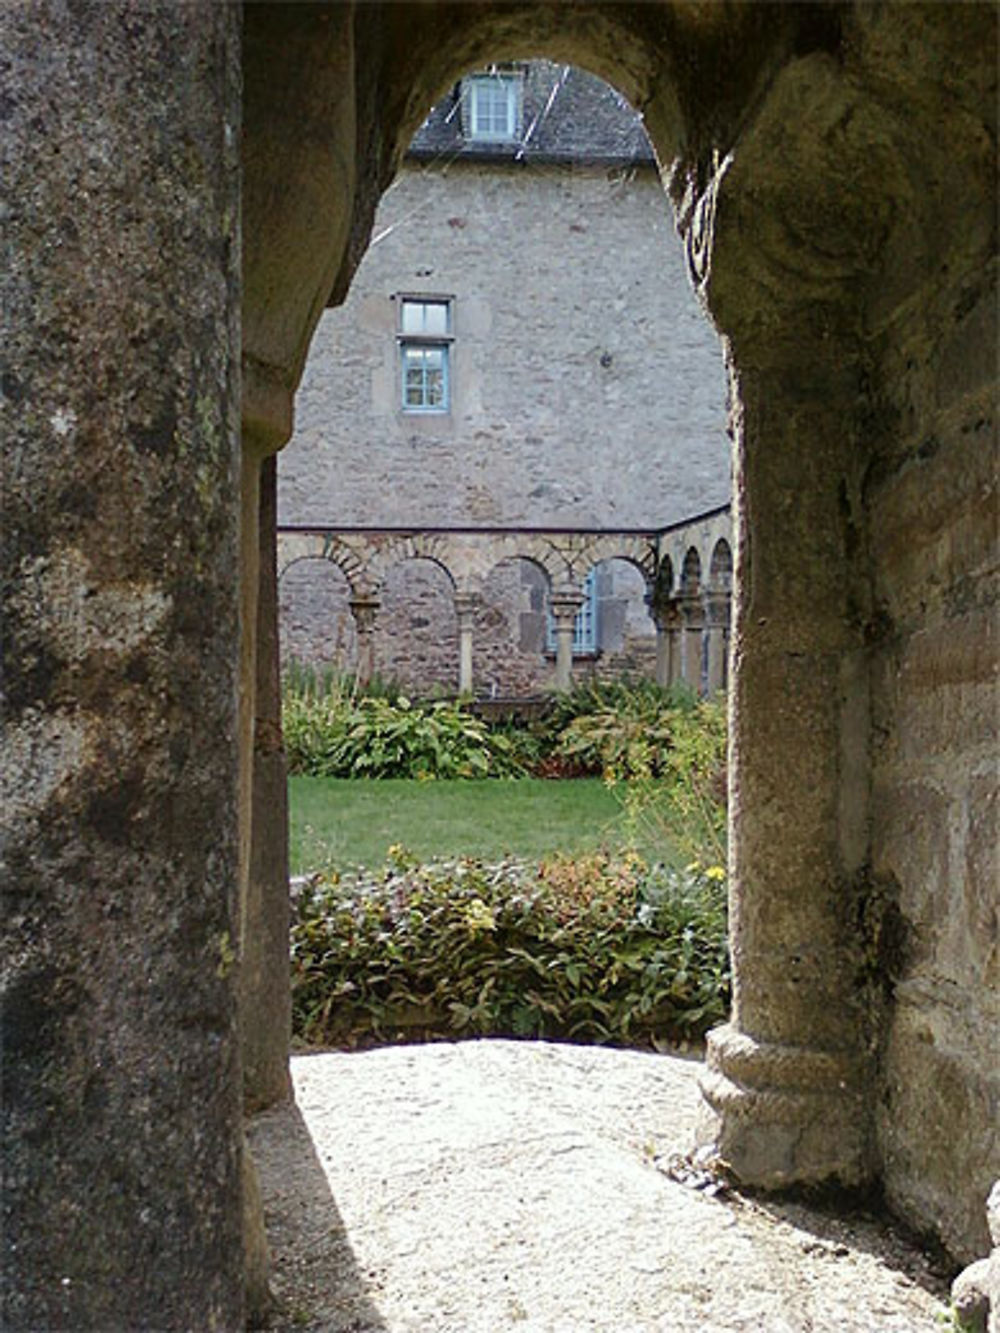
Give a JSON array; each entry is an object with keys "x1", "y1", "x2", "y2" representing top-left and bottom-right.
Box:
[
  {"x1": 697, "y1": 359, "x2": 874, "y2": 1190},
  {"x1": 704, "y1": 593, "x2": 731, "y2": 695},
  {"x1": 680, "y1": 594, "x2": 705, "y2": 694},
  {"x1": 683, "y1": 67, "x2": 883, "y2": 1191},
  {"x1": 650, "y1": 599, "x2": 683, "y2": 689},
  {"x1": 454, "y1": 593, "x2": 479, "y2": 696},
  {"x1": 242, "y1": 458, "x2": 293, "y2": 1113},
  {"x1": 2, "y1": 5, "x2": 245, "y2": 1329},
  {"x1": 348, "y1": 595, "x2": 380, "y2": 687},
  {"x1": 550, "y1": 593, "x2": 584, "y2": 693}
]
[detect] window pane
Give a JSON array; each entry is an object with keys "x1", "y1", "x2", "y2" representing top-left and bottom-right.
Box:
[
  {"x1": 401, "y1": 343, "x2": 448, "y2": 410},
  {"x1": 469, "y1": 75, "x2": 517, "y2": 140},
  {"x1": 401, "y1": 301, "x2": 423, "y2": 334},
  {"x1": 423, "y1": 302, "x2": 448, "y2": 335}
]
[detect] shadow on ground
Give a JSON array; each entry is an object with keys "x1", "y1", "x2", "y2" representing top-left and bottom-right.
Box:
[
  {"x1": 248, "y1": 1101, "x2": 388, "y2": 1333},
  {"x1": 739, "y1": 1189, "x2": 955, "y2": 1300}
]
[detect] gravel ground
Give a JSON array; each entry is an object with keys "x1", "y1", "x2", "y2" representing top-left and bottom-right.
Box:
[{"x1": 248, "y1": 1040, "x2": 951, "y2": 1333}]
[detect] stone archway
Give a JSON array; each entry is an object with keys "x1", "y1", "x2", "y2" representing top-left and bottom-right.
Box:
[
  {"x1": 241, "y1": 0, "x2": 999, "y2": 1280},
  {"x1": 6, "y1": 5, "x2": 996, "y2": 1328}
]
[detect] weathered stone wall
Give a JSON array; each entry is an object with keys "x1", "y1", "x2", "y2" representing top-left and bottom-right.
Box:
[
  {"x1": 2, "y1": 2, "x2": 244, "y2": 1327},
  {"x1": 280, "y1": 558, "x2": 358, "y2": 674},
  {"x1": 278, "y1": 159, "x2": 730, "y2": 530},
  {"x1": 860, "y1": 4, "x2": 999, "y2": 1263},
  {"x1": 375, "y1": 560, "x2": 460, "y2": 693}
]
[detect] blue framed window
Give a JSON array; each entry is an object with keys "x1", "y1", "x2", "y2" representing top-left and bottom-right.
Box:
[
  {"x1": 398, "y1": 297, "x2": 452, "y2": 412},
  {"x1": 546, "y1": 569, "x2": 598, "y2": 655},
  {"x1": 464, "y1": 72, "x2": 521, "y2": 142}
]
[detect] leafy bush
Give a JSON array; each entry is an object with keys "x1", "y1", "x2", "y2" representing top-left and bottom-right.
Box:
[
  {"x1": 616, "y1": 698, "x2": 728, "y2": 868},
  {"x1": 284, "y1": 689, "x2": 524, "y2": 779},
  {"x1": 291, "y1": 850, "x2": 730, "y2": 1050}
]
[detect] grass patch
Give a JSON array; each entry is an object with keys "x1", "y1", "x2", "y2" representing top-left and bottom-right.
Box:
[{"x1": 288, "y1": 776, "x2": 679, "y2": 874}]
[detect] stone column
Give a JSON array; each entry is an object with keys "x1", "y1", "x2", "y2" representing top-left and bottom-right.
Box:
[
  {"x1": 2, "y1": 5, "x2": 245, "y2": 1329},
  {"x1": 704, "y1": 592, "x2": 731, "y2": 696},
  {"x1": 242, "y1": 458, "x2": 293, "y2": 1113},
  {"x1": 349, "y1": 595, "x2": 380, "y2": 688},
  {"x1": 680, "y1": 594, "x2": 705, "y2": 694},
  {"x1": 550, "y1": 592, "x2": 584, "y2": 693},
  {"x1": 454, "y1": 592, "x2": 479, "y2": 696},
  {"x1": 698, "y1": 364, "x2": 873, "y2": 1188},
  {"x1": 682, "y1": 67, "x2": 883, "y2": 1192},
  {"x1": 650, "y1": 598, "x2": 683, "y2": 689}
]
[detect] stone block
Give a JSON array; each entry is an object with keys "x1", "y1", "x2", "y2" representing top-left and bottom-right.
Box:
[{"x1": 879, "y1": 1010, "x2": 999, "y2": 1263}]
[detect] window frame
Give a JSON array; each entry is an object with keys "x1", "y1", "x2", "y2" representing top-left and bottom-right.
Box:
[
  {"x1": 395, "y1": 295, "x2": 454, "y2": 415},
  {"x1": 463, "y1": 71, "x2": 522, "y2": 143}
]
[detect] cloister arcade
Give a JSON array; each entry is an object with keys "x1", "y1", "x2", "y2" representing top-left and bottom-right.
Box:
[{"x1": 277, "y1": 507, "x2": 733, "y2": 696}]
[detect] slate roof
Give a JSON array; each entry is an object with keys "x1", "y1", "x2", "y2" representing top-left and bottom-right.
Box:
[{"x1": 407, "y1": 61, "x2": 656, "y2": 168}]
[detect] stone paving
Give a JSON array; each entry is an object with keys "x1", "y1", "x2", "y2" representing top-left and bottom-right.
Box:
[{"x1": 249, "y1": 1041, "x2": 951, "y2": 1332}]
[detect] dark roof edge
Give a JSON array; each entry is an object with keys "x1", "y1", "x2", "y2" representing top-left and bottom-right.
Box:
[{"x1": 405, "y1": 146, "x2": 657, "y2": 170}]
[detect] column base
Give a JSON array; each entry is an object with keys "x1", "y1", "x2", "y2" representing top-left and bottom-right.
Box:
[{"x1": 698, "y1": 1024, "x2": 873, "y2": 1189}]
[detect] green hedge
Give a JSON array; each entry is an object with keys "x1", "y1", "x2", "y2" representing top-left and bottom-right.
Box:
[{"x1": 291, "y1": 851, "x2": 730, "y2": 1050}]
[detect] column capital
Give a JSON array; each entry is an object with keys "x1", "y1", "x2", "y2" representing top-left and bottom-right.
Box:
[
  {"x1": 550, "y1": 590, "x2": 584, "y2": 623},
  {"x1": 647, "y1": 593, "x2": 682, "y2": 631},
  {"x1": 453, "y1": 591, "x2": 481, "y2": 621},
  {"x1": 348, "y1": 594, "x2": 380, "y2": 633},
  {"x1": 679, "y1": 591, "x2": 706, "y2": 627},
  {"x1": 704, "y1": 591, "x2": 731, "y2": 627}
]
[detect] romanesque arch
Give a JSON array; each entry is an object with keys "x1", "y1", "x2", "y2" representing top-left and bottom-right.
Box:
[
  {"x1": 474, "y1": 555, "x2": 552, "y2": 696},
  {"x1": 708, "y1": 537, "x2": 733, "y2": 591},
  {"x1": 7, "y1": 5, "x2": 995, "y2": 1327},
  {"x1": 278, "y1": 556, "x2": 358, "y2": 677},
  {"x1": 243, "y1": 0, "x2": 1000, "y2": 1284},
  {"x1": 377, "y1": 556, "x2": 460, "y2": 694}
]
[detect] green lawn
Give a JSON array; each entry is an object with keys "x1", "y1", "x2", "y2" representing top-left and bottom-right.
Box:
[{"x1": 288, "y1": 776, "x2": 676, "y2": 874}]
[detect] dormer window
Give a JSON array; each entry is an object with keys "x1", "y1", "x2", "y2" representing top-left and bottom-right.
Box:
[{"x1": 463, "y1": 71, "x2": 522, "y2": 143}]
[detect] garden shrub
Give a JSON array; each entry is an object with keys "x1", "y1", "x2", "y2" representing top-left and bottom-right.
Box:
[
  {"x1": 283, "y1": 688, "x2": 524, "y2": 779},
  {"x1": 291, "y1": 850, "x2": 730, "y2": 1050},
  {"x1": 616, "y1": 697, "x2": 728, "y2": 868}
]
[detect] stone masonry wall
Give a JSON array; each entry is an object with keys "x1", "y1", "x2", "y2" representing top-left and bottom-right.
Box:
[
  {"x1": 277, "y1": 151, "x2": 728, "y2": 693},
  {"x1": 849, "y1": 4, "x2": 999, "y2": 1263},
  {"x1": 278, "y1": 159, "x2": 730, "y2": 530},
  {"x1": 279, "y1": 549, "x2": 659, "y2": 696},
  {"x1": 867, "y1": 224, "x2": 998, "y2": 1259},
  {"x1": 280, "y1": 558, "x2": 357, "y2": 674}
]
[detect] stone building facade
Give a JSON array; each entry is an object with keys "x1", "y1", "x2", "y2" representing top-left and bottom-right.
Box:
[{"x1": 277, "y1": 63, "x2": 732, "y2": 695}]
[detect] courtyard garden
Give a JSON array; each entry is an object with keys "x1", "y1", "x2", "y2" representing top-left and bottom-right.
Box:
[{"x1": 284, "y1": 670, "x2": 731, "y2": 1053}]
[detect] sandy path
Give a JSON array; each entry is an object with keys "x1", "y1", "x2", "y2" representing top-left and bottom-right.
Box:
[{"x1": 249, "y1": 1040, "x2": 950, "y2": 1332}]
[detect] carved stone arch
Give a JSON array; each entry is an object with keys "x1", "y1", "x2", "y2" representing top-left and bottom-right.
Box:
[
  {"x1": 542, "y1": 534, "x2": 598, "y2": 591},
  {"x1": 276, "y1": 533, "x2": 371, "y2": 600},
  {"x1": 233, "y1": 1, "x2": 1000, "y2": 1270},
  {"x1": 481, "y1": 549, "x2": 552, "y2": 596},
  {"x1": 368, "y1": 535, "x2": 458, "y2": 592},
  {"x1": 581, "y1": 534, "x2": 659, "y2": 593},
  {"x1": 276, "y1": 530, "x2": 325, "y2": 579},
  {"x1": 653, "y1": 552, "x2": 675, "y2": 604}
]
